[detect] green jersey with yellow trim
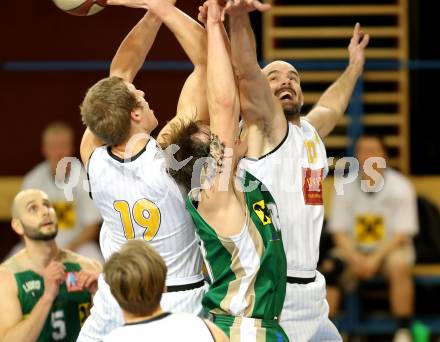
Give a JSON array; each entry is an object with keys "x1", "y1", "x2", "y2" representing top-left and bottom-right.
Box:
[
  {"x1": 14, "y1": 254, "x2": 91, "y2": 341},
  {"x1": 186, "y1": 170, "x2": 287, "y2": 320}
]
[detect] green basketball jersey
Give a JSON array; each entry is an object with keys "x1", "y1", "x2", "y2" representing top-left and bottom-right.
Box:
[
  {"x1": 186, "y1": 170, "x2": 287, "y2": 320},
  {"x1": 13, "y1": 252, "x2": 91, "y2": 342}
]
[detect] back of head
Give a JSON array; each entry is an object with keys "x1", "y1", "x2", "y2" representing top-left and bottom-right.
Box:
[
  {"x1": 163, "y1": 119, "x2": 210, "y2": 193},
  {"x1": 80, "y1": 76, "x2": 138, "y2": 146},
  {"x1": 103, "y1": 240, "x2": 167, "y2": 316}
]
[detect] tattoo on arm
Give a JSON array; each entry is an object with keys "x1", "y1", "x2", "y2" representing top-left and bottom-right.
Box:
[{"x1": 209, "y1": 133, "x2": 226, "y2": 173}]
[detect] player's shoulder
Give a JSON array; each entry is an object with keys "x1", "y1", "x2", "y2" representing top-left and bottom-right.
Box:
[
  {"x1": 0, "y1": 254, "x2": 23, "y2": 293},
  {"x1": 22, "y1": 161, "x2": 50, "y2": 187},
  {"x1": 61, "y1": 249, "x2": 102, "y2": 273},
  {"x1": 1, "y1": 250, "x2": 29, "y2": 273}
]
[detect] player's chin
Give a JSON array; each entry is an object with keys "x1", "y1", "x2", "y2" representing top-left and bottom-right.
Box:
[{"x1": 39, "y1": 223, "x2": 58, "y2": 235}]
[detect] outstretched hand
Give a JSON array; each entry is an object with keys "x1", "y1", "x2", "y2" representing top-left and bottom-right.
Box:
[
  {"x1": 348, "y1": 23, "x2": 370, "y2": 75},
  {"x1": 207, "y1": 0, "x2": 223, "y2": 23},
  {"x1": 224, "y1": 0, "x2": 271, "y2": 19},
  {"x1": 198, "y1": 1, "x2": 209, "y2": 25},
  {"x1": 198, "y1": 0, "x2": 271, "y2": 25}
]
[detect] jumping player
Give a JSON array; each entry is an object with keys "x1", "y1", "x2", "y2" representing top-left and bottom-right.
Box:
[
  {"x1": 77, "y1": 1, "x2": 210, "y2": 340},
  {"x1": 216, "y1": 1, "x2": 369, "y2": 340},
  {"x1": 165, "y1": 0, "x2": 288, "y2": 339}
]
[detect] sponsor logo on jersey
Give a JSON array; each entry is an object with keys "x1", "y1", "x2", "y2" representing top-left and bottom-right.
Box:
[
  {"x1": 302, "y1": 168, "x2": 323, "y2": 205},
  {"x1": 22, "y1": 280, "x2": 41, "y2": 294},
  {"x1": 66, "y1": 272, "x2": 81, "y2": 292},
  {"x1": 78, "y1": 302, "x2": 91, "y2": 326},
  {"x1": 253, "y1": 200, "x2": 272, "y2": 226},
  {"x1": 355, "y1": 214, "x2": 385, "y2": 246}
]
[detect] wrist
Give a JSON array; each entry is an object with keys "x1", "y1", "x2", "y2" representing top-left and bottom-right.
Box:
[
  {"x1": 347, "y1": 63, "x2": 363, "y2": 78},
  {"x1": 41, "y1": 292, "x2": 56, "y2": 304}
]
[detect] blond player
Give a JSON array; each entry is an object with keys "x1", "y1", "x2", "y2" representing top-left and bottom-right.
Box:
[{"x1": 77, "y1": 1, "x2": 210, "y2": 340}]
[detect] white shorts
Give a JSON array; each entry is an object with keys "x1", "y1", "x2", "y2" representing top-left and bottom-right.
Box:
[
  {"x1": 279, "y1": 271, "x2": 341, "y2": 342},
  {"x1": 77, "y1": 275, "x2": 208, "y2": 342}
]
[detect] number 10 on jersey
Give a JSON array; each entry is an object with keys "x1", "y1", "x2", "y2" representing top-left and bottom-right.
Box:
[{"x1": 114, "y1": 199, "x2": 161, "y2": 241}]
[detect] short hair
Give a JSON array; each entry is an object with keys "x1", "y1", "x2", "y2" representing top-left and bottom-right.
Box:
[
  {"x1": 355, "y1": 133, "x2": 388, "y2": 156},
  {"x1": 163, "y1": 119, "x2": 209, "y2": 193},
  {"x1": 80, "y1": 76, "x2": 139, "y2": 146},
  {"x1": 42, "y1": 122, "x2": 74, "y2": 143},
  {"x1": 103, "y1": 240, "x2": 167, "y2": 316}
]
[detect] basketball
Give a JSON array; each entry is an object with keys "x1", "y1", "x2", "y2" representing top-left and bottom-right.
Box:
[{"x1": 52, "y1": 0, "x2": 107, "y2": 16}]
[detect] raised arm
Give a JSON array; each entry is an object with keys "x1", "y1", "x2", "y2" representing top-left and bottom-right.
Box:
[
  {"x1": 206, "y1": 0, "x2": 240, "y2": 187},
  {"x1": 81, "y1": 3, "x2": 169, "y2": 165},
  {"x1": 138, "y1": 0, "x2": 210, "y2": 142},
  {"x1": 110, "y1": 10, "x2": 166, "y2": 82},
  {"x1": 227, "y1": 2, "x2": 286, "y2": 148},
  {"x1": 305, "y1": 23, "x2": 369, "y2": 138}
]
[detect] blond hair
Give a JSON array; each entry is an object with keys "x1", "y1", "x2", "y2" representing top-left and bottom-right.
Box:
[
  {"x1": 80, "y1": 76, "x2": 138, "y2": 146},
  {"x1": 103, "y1": 240, "x2": 167, "y2": 316}
]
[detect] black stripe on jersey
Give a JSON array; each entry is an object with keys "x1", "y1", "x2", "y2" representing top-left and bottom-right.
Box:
[
  {"x1": 107, "y1": 140, "x2": 149, "y2": 163},
  {"x1": 124, "y1": 312, "x2": 172, "y2": 326},
  {"x1": 86, "y1": 149, "x2": 96, "y2": 200},
  {"x1": 244, "y1": 124, "x2": 289, "y2": 161}
]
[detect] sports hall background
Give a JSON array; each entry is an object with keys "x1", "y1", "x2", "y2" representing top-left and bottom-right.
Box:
[{"x1": 0, "y1": 0, "x2": 439, "y2": 338}]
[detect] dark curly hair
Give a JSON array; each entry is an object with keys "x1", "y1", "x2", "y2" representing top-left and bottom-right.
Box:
[{"x1": 162, "y1": 120, "x2": 210, "y2": 193}]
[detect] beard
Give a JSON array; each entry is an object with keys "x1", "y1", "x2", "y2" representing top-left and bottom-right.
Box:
[
  {"x1": 282, "y1": 102, "x2": 302, "y2": 118},
  {"x1": 23, "y1": 222, "x2": 58, "y2": 241}
]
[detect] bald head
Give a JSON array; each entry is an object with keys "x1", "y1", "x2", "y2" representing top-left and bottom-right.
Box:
[
  {"x1": 12, "y1": 189, "x2": 49, "y2": 219},
  {"x1": 11, "y1": 189, "x2": 58, "y2": 241},
  {"x1": 263, "y1": 60, "x2": 299, "y2": 77},
  {"x1": 263, "y1": 60, "x2": 304, "y2": 118}
]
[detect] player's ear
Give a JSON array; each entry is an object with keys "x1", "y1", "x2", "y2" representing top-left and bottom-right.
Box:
[
  {"x1": 130, "y1": 108, "x2": 142, "y2": 123},
  {"x1": 11, "y1": 218, "x2": 24, "y2": 236}
]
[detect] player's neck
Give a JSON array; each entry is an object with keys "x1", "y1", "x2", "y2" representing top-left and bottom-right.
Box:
[
  {"x1": 111, "y1": 133, "x2": 150, "y2": 159},
  {"x1": 288, "y1": 116, "x2": 301, "y2": 126},
  {"x1": 123, "y1": 306, "x2": 164, "y2": 324},
  {"x1": 24, "y1": 240, "x2": 60, "y2": 270}
]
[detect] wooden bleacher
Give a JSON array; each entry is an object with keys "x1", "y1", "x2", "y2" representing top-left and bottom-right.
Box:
[{"x1": 263, "y1": 0, "x2": 410, "y2": 173}]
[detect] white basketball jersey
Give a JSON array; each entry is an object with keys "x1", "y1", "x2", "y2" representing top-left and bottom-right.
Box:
[
  {"x1": 88, "y1": 139, "x2": 203, "y2": 285},
  {"x1": 103, "y1": 313, "x2": 214, "y2": 342},
  {"x1": 239, "y1": 120, "x2": 328, "y2": 277}
]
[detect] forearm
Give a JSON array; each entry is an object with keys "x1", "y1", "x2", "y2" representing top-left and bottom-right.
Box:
[
  {"x1": 315, "y1": 64, "x2": 362, "y2": 118},
  {"x1": 207, "y1": 20, "x2": 236, "y2": 113},
  {"x1": 2, "y1": 295, "x2": 54, "y2": 342},
  {"x1": 110, "y1": 11, "x2": 162, "y2": 82},
  {"x1": 229, "y1": 14, "x2": 259, "y2": 79},
  {"x1": 373, "y1": 234, "x2": 409, "y2": 263},
  {"x1": 65, "y1": 223, "x2": 100, "y2": 251},
  {"x1": 148, "y1": 1, "x2": 206, "y2": 67}
]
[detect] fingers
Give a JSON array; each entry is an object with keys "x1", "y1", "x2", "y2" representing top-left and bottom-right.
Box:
[
  {"x1": 353, "y1": 22, "x2": 360, "y2": 42},
  {"x1": 46, "y1": 261, "x2": 66, "y2": 280},
  {"x1": 360, "y1": 33, "x2": 370, "y2": 48},
  {"x1": 252, "y1": 0, "x2": 271, "y2": 12},
  {"x1": 77, "y1": 271, "x2": 99, "y2": 291}
]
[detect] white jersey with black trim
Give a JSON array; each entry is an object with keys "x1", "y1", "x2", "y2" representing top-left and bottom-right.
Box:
[
  {"x1": 103, "y1": 313, "x2": 214, "y2": 342},
  {"x1": 87, "y1": 138, "x2": 203, "y2": 286},
  {"x1": 239, "y1": 120, "x2": 328, "y2": 277}
]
